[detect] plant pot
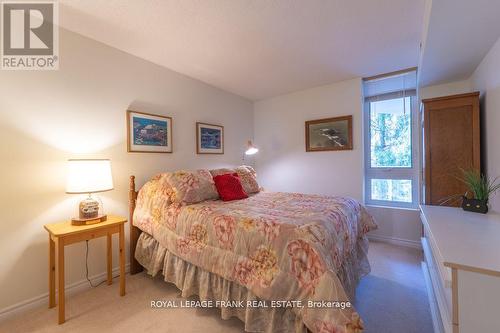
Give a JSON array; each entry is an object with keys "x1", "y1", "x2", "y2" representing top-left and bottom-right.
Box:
[{"x1": 461, "y1": 196, "x2": 488, "y2": 214}]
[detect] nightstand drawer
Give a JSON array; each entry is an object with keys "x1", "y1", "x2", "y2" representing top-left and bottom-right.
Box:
[{"x1": 61, "y1": 225, "x2": 120, "y2": 245}]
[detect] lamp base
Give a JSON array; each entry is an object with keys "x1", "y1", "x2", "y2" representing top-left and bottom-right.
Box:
[{"x1": 71, "y1": 214, "x2": 107, "y2": 226}]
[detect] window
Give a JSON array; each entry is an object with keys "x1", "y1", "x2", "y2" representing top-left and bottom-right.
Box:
[{"x1": 363, "y1": 70, "x2": 419, "y2": 208}]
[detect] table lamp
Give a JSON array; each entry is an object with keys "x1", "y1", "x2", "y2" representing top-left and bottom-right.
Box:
[{"x1": 66, "y1": 159, "x2": 114, "y2": 225}]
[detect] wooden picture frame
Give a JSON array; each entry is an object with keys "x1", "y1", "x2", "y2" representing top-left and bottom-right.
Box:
[
  {"x1": 305, "y1": 115, "x2": 353, "y2": 152},
  {"x1": 196, "y1": 122, "x2": 224, "y2": 154},
  {"x1": 127, "y1": 110, "x2": 172, "y2": 153}
]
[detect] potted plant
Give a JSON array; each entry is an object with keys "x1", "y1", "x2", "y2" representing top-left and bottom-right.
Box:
[{"x1": 459, "y1": 169, "x2": 500, "y2": 214}]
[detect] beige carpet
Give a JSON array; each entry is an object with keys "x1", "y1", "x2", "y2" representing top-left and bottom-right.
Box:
[
  {"x1": 354, "y1": 241, "x2": 434, "y2": 333},
  {"x1": 0, "y1": 241, "x2": 433, "y2": 333}
]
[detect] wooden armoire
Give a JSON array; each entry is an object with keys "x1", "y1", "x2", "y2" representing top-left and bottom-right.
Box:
[{"x1": 422, "y1": 92, "x2": 481, "y2": 206}]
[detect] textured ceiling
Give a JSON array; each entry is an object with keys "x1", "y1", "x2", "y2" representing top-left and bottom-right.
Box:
[{"x1": 59, "y1": 0, "x2": 425, "y2": 100}]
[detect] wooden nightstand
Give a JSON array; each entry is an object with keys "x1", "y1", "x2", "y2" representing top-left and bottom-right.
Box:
[{"x1": 44, "y1": 215, "x2": 127, "y2": 324}]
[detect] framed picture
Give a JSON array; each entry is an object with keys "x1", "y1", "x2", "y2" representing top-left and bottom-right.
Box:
[
  {"x1": 305, "y1": 115, "x2": 353, "y2": 152},
  {"x1": 127, "y1": 110, "x2": 172, "y2": 153},
  {"x1": 196, "y1": 122, "x2": 224, "y2": 154}
]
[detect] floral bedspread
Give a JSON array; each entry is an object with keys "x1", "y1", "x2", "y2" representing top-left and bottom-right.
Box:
[{"x1": 133, "y1": 175, "x2": 377, "y2": 332}]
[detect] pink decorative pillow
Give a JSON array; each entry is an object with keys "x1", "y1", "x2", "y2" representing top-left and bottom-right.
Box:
[
  {"x1": 235, "y1": 166, "x2": 260, "y2": 194},
  {"x1": 213, "y1": 173, "x2": 248, "y2": 201},
  {"x1": 133, "y1": 173, "x2": 173, "y2": 234},
  {"x1": 210, "y1": 168, "x2": 234, "y2": 177},
  {"x1": 166, "y1": 169, "x2": 219, "y2": 204},
  {"x1": 210, "y1": 165, "x2": 260, "y2": 194}
]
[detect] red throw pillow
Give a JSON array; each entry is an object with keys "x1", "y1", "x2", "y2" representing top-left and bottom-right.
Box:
[{"x1": 213, "y1": 173, "x2": 248, "y2": 201}]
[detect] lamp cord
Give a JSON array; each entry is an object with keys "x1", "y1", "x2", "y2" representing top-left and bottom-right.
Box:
[{"x1": 85, "y1": 240, "x2": 119, "y2": 288}]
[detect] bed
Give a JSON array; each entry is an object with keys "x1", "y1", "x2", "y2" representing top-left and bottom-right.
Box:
[{"x1": 128, "y1": 169, "x2": 377, "y2": 333}]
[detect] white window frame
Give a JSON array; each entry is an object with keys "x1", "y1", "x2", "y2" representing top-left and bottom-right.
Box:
[{"x1": 363, "y1": 91, "x2": 419, "y2": 209}]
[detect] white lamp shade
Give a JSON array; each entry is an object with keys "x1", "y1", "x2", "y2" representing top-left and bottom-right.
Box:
[
  {"x1": 245, "y1": 140, "x2": 259, "y2": 155},
  {"x1": 66, "y1": 159, "x2": 114, "y2": 194}
]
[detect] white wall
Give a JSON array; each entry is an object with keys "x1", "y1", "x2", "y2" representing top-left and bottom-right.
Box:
[
  {"x1": 254, "y1": 78, "x2": 422, "y2": 246},
  {"x1": 254, "y1": 79, "x2": 363, "y2": 199},
  {"x1": 0, "y1": 29, "x2": 253, "y2": 313},
  {"x1": 365, "y1": 206, "x2": 421, "y2": 246},
  {"x1": 471, "y1": 36, "x2": 500, "y2": 212},
  {"x1": 420, "y1": 79, "x2": 473, "y2": 100}
]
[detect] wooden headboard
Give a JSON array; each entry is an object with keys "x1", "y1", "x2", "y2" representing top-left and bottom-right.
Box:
[{"x1": 129, "y1": 175, "x2": 143, "y2": 274}]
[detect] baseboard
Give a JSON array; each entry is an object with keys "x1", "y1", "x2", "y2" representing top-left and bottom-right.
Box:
[
  {"x1": 368, "y1": 234, "x2": 422, "y2": 249},
  {"x1": 0, "y1": 263, "x2": 130, "y2": 322}
]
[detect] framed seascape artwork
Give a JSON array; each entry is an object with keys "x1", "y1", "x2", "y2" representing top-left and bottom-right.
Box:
[
  {"x1": 305, "y1": 115, "x2": 353, "y2": 152},
  {"x1": 196, "y1": 122, "x2": 224, "y2": 154},
  {"x1": 127, "y1": 110, "x2": 172, "y2": 153}
]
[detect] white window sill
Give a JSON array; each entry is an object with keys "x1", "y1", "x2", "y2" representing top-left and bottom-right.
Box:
[{"x1": 365, "y1": 204, "x2": 420, "y2": 212}]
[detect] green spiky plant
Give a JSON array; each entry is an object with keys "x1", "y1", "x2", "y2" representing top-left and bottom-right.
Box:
[{"x1": 459, "y1": 169, "x2": 500, "y2": 201}]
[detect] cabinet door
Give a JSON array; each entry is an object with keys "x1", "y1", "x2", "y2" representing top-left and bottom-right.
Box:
[{"x1": 423, "y1": 94, "x2": 480, "y2": 206}]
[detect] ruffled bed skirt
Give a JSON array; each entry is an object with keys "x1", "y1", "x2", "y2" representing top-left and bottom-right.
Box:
[
  {"x1": 136, "y1": 232, "x2": 371, "y2": 332},
  {"x1": 135, "y1": 232, "x2": 308, "y2": 333}
]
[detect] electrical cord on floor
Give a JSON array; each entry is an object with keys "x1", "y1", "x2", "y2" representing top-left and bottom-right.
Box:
[{"x1": 85, "y1": 240, "x2": 120, "y2": 288}]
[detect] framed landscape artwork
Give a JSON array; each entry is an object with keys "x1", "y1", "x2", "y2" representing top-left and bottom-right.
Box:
[
  {"x1": 196, "y1": 122, "x2": 224, "y2": 154},
  {"x1": 305, "y1": 115, "x2": 353, "y2": 152},
  {"x1": 127, "y1": 110, "x2": 172, "y2": 153}
]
